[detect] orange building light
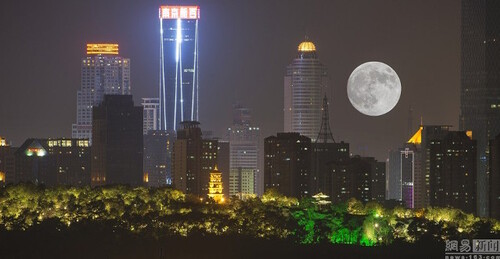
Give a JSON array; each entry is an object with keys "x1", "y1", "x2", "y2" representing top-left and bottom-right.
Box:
[{"x1": 86, "y1": 44, "x2": 119, "y2": 55}]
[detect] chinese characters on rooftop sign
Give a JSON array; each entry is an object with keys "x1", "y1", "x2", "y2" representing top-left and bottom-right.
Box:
[{"x1": 159, "y1": 6, "x2": 200, "y2": 20}]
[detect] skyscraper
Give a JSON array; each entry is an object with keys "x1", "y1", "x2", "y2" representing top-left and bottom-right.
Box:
[
  {"x1": 159, "y1": 6, "x2": 200, "y2": 131},
  {"x1": 228, "y1": 104, "x2": 260, "y2": 199},
  {"x1": 489, "y1": 133, "x2": 500, "y2": 219},
  {"x1": 91, "y1": 95, "x2": 143, "y2": 187},
  {"x1": 460, "y1": 0, "x2": 500, "y2": 217},
  {"x1": 284, "y1": 40, "x2": 329, "y2": 141},
  {"x1": 142, "y1": 98, "x2": 160, "y2": 134},
  {"x1": 172, "y1": 121, "x2": 218, "y2": 196},
  {"x1": 143, "y1": 130, "x2": 174, "y2": 187},
  {"x1": 429, "y1": 131, "x2": 477, "y2": 214},
  {"x1": 264, "y1": 133, "x2": 311, "y2": 198},
  {"x1": 72, "y1": 44, "x2": 131, "y2": 143}
]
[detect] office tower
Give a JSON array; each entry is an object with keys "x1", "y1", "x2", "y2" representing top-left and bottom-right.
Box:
[
  {"x1": 387, "y1": 149, "x2": 402, "y2": 201},
  {"x1": 217, "y1": 140, "x2": 230, "y2": 198},
  {"x1": 228, "y1": 104, "x2": 260, "y2": 199},
  {"x1": 159, "y1": 6, "x2": 200, "y2": 131},
  {"x1": 400, "y1": 144, "x2": 421, "y2": 209},
  {"x1": 489, "y1": 134, "x2": 500, "y2": 219},
  {"x1": 284, "y1": 40, "x2": 329, "y2": 141},
  {"x1": 460, "y1": 0, "x2": 500, "y2": 216},
  {"x1": 327, "y1": 156, "x2": 372, "y2": 203},
  {"x1": 208, "y1": 166, "x2": 224, "y2": 203},
  {"x1": 264, "y1": 133, "x2": 311, "y2": 198},
  {"x1": 72, "y1": 44, "x2": 131, "y2": 144},
  {"x1": 142, "y1": 98, "x2": 160, "y2": 134},
  {"x1": 14, "y1": 138, "x2": 90, "y2": 186},
  {"x1": 172, "y1": 121, "x2": 217, "y2": 195},
  {"x1": 0, "y1": 137, "x2": 16, "y2": 184},
  {"x1": 429, "y1": 131, "x2": 477, "y2": 214},
  {"x1": 91, "y1": 95, "x2": 143, "y2": 187},
  {"x1": 143, "y1": 130, "x2": 174, "y2": 187},
  {"x1": 311, "y1": 96, "x2": 350, "y2": 194},
  {"x1": 364, "y1": 157, "x2": 386, "y2": 203}
]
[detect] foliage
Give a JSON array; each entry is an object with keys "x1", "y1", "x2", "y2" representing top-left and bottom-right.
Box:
[{"x1": 0, "y1": 184, "x2": 498, "y2": 247}]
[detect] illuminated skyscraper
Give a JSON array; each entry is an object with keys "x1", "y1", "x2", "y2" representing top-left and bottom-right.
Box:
[
  {"x1": 460, "y1": 0, "x2": 500, "y2": 216},
  {"x1": 159, "y1": 6, "x2": 200, "y2": 131},
  {"x1": 72, "y1": 44, "x2": 130, "y2": 144},
  {"x1": 284, "y1": 40, "x2": 329, "y2": 141}
]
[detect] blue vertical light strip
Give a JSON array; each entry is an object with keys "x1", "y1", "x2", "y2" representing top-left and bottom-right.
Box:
[
  {"x1": 191, "y1": 19, "x2": 198, "y2": 121},
  {"x1": 173, "y1": 18, "x2": 181, "y2": 130},
  {"x1": 178, "y1": 19, "x2": 184, "y2": 123},
  {"x1": 160, "y1": 18, "x2": 167, "y2": 130},
  {"x1": 195, "y1": 19, "x2": 199, "y2": 121}
]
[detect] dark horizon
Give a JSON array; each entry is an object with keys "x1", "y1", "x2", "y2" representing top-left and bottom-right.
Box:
[{"x1": 0, "y1": 0, "x2": 460, "y2": 160}]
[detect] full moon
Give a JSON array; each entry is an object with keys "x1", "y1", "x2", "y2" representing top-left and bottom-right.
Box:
[{"x1": 347, "y1": 61, "x2": 401, "y2": 116}]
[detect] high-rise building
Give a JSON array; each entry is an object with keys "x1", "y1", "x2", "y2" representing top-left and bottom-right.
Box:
[
  {"x1": 429, "y1": 131, "x2": 477, "y2": 214},
  {"x1": 159, "y1": 6, "x2": 200, "y2": 131},
  {"x1": 327, "y1": 156, "x2": 372, "y2": 203},
  {"x1": 91, "y1": 95, "x2": 143, "y2": 187},
  {"x1": 72, "y1": 44, "x2": 131, "y2": 144},
  {"x1": 489, "y1": 133, "x2": 500, "y2": 219},
  {"x1": 217, "y1": 140, "x2": 230, "y2": 198},
  {"x1": 143, "y1": 130, "x2": 174, "y2": 187},
  {"x1": 228, "y1": 104, "x2": 260, "y2": 199},
  {"x1": 284, "y1": 40, "x2": 329, "y2": 141},
  {"x1": 142, "y1": 98, "x2": 160, "y2": 134},
  {"x1": 363, "y1": 157, "x2": 386, "y2": 203},
  {"x1": 0, "y1": 137, "x2": 16, "y2": 184},
  {"x1": 460, "y1": 0, "x2": 500, "y2": 217},
  {"x1": 14, "y1": 138, "x2": 90, "y2": 186},
  {"x1": 387, "y1": 149, "x2": 402, "y2": 201},
  {"x1": 264, "y1": 133, "x2": 311, "y2": 198},
  {"x1": 172, "y1": 121, "x2": 217, "y2": 195}
]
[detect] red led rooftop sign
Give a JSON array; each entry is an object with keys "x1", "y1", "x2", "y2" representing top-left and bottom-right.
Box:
[{"x1": 159, "y1": 6, "x2": 200, "y2": 19}]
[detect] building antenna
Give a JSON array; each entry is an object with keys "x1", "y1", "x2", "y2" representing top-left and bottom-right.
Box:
[{"x1": 315, "y1": 95, "x2": 335, "y2": 144}]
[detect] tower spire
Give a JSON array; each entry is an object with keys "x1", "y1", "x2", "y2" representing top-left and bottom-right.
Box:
[{"x1": 316, "y1": 95, "x2": 335, "y2": 143}]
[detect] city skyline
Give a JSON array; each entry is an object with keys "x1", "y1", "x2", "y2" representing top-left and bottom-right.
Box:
[{"x1": 0, "y1": 0, "x2": 460, "y2": 161}]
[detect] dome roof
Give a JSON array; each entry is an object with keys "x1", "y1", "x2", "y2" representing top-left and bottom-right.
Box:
[{"x1": 298, "y1": 41, "x2": 316, "y2": 52}]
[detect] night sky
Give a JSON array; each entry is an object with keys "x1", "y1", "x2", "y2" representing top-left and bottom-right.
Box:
[{"x1": 0, "y1": 0, "x2": 460, "y2": 160}]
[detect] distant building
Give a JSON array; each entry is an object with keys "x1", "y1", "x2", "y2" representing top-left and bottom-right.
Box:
[
  {"x1": 143, "y1": 130, "x2": 174, "y2": 187},
  {"x1": 327, "y1": 156, "x2": 372, "y2": 203},
  {"x1": 386, "y1": 149, "x2": 402, "y2": 201},
  {"x1": 264, "y1": 133, "x2": 311, "y2": 198},
  {"x1": 460, "y1": 0, "x2": 500, "y2": 217},
  {"x1": 284, "y1": 40, "x2": 329, "y2": 141},
  {"x1": 14, "y1": 138, "x2": 90, "y2": 186},
  {"x1": 217, "y1": 140, "x2": 230, "y2": 198},
  {"x1": 429, "y1": 131, "x2": 476, "y2": 214},
  {"x1": 172, "y1": 121, "x2": 217, "y2": 195},
  {"x1": 159, "y1": 5, "x2": 201, "y2": 131},
  {"x1": 228, "y1": 104, "x2": 260, "y2": 199},
  {"x1": 363, "y1": 157, "x2": 386, "y2": 203},
  {"x1": 0, "y1": 137, "x2": 16, "y2": 184},
  {"x1": 72, "y1": 44, "x2": 131, "y2": 144},
  {"x1": 91, "y1": 95, "x2": 143, "y2": 187},
  {"x1": 489, "y1": 133, "x2": 500, "y2": 219},
  {"x1": 142, "y1": 98, "x2": 160, "y2": 134}
]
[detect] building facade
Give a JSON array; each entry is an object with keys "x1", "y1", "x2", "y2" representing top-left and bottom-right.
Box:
[
  {"x1": 72, "y1": 44, "x2": 130, "y2": 144},
  {"x1": 429, "y1": 131, "x2": 477, "y2": 214},
  {"x1": 264, "y1": 133, "x2": 311, "y2": 198},
  {"x1": 159, "y1": 6, "x2": 200, "y2": 131},
  {"x1": 228, "y1": 104, "x2": 260, "y2": 199},
  {"x1": 284, "y1": 40, "x2": 329, "y2": 141},
  {"x1": 0, "y1": 137, "x2": 16, "y2": 184},
  {"x1": 489, "y1": 133, "x2": 500, "y2": 219},
  {"x1": 14, "y1": 138, "x2": 90, "y2": 186},
  {"x1": 172, "y1": 121, "x2": 218, "y2": 195},
  {"x1": 460, "y1": 0, "x2": 500, "y2": 217},
  {"x1": 91, "y1": 95, "x2": 143, "y2": 187},
  {"x1": 142, "y1": 98, "x2": 160, "y2": 134},
  {"x1": 143, "y1": 130, "x2": 174, "y2": 187}
]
